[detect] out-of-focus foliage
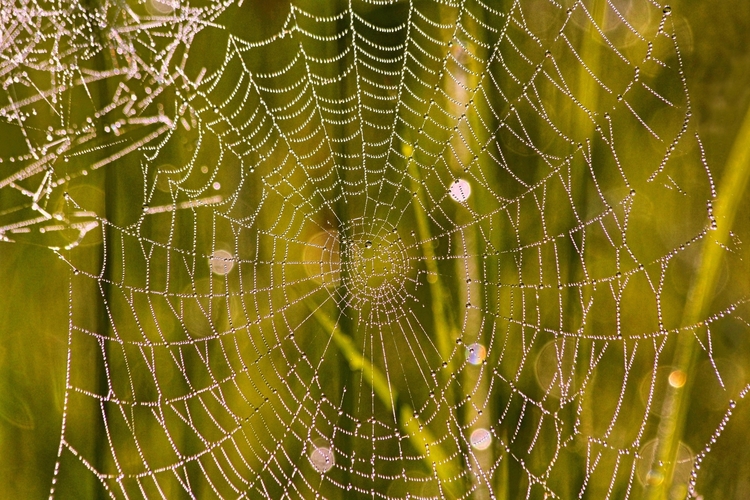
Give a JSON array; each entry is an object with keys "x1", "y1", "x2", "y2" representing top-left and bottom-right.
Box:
[{"x1": 0, "y1": 0, "x2": 749, "y2": 499}]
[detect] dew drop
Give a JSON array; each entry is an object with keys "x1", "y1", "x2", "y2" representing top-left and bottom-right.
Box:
[
  {"x1": 310, "y1": 446, "x2": 335, "y2": 473},
  {"x1": 465, "y1": 343, "x2": 487, "y2": 366},
  {"x1": 668, "y1": 369, "x2": 686, "y2": 388},
  {"x1": 470, "y1": 428, "x2": 492, "y2": 451},
  {"x1": 449, "y1": 178, "x2": 472, "y2": 203},
  {"x1": 210, "y1": 249, "x2": 235, "y2": 276}
]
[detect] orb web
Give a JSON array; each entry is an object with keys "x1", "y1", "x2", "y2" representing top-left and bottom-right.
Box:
[{"x1": 0, "y1": 0, "x2": 748, "y2": 498}]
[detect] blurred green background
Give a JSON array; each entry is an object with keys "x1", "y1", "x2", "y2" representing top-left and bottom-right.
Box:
[{"x1": 1, "y1": 0, "x2": 750, "y2": 499}]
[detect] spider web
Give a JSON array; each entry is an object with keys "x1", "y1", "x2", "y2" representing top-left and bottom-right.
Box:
[{"x1": 1, "y1": 0, "x2": 748, "y2": 498}]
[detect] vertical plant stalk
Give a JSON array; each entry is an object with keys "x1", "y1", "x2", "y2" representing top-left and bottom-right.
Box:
[
  {"x1": 475, "y1": 3, "x2": 519, "y2": 495},
  {"x1": 646, "y1": 102, "x2": 750, "y2": 499},
  {"x1": 563, "y1": 5, "x2": 610, "y2": 496},
  {"x1": 65, "y1": 2, "x2": 118, "y2": 496},
  {"x1": 455, "y1": 34, "x2": 496, "y2": 494},
  {"x1": 404, "y1": 153, "x2": 468, "y2": 497},
  {"x1": 405, "y1": 150, "x2": 456, "y2": 364},
  {"x1": 329, "y1": 1, "x2": 357, "y2": 490}
]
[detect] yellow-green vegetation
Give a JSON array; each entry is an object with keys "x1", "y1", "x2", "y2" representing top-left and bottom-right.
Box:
[{"x1": 1, "y1": 1, "x2": 749, "y2": 499}]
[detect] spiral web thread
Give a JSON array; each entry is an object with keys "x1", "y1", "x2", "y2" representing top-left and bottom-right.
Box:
[{"x1": 0, "y1": 0, "x2": 748, "y2": 498}]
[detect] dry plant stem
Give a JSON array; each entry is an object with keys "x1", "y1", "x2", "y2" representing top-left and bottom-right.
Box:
[{"x1": 646, "y1": 103, "x2": 750, "y2": 499}]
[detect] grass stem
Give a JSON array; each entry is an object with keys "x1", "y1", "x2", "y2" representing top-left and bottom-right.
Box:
[
  {"x1": 305, "y1": 300, "x2": 462, "y2": 496},
  {"x1": 646, "y1": 100, "x2": 750, "y2": 499}
]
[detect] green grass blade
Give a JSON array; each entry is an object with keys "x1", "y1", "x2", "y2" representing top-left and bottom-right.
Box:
[
  {"x1": 404, "y1": 145, "x2": 456, "y2": 364},
  {"x1": 303, "y1": 299, "x2": 463, "y2": 495},
  {"x1": 646, "y1": 102, "x2": 750, "y2": 499}
]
